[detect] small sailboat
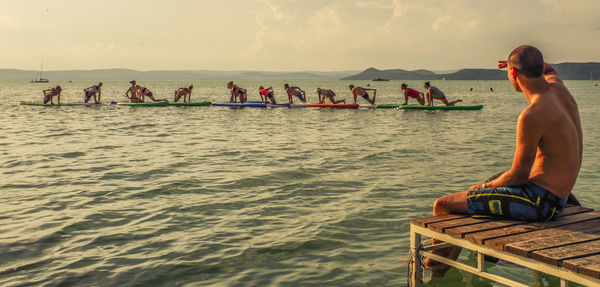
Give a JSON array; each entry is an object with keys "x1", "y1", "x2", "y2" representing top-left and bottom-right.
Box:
[{"x1": 31, "y1": 61, "x2": 49, "y2": 83}]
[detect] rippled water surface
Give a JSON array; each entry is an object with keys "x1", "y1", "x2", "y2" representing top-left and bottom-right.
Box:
[{"x1": 1, "y1": 80, "x2": 599, "y2": 286}]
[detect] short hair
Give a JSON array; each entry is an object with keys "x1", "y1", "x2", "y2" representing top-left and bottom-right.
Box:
[
  {"x1": 401, "y1": 83, "x2": 407, "y2": 88},
  {"x1": 349, "y1": 84, "x2": 354, "y2": 88},
  {"x1": 508, "y1": 45, "x2": 544, "y2": 78},
  {"x1": 259, "y1": 86, "x2": 264, "y2": 89},
  {"x1": 284, "y1": 83, "x2": 289, "y2": 88},
  {"x1": 189, "y1": 85, "x2": 193, "y2": 89},
  {"x1": 424, "y1": 81, "x2": 430, "y2": 87},
  {"x1": 98, "y1": 82, "x2": 103, "y2": 86},
  {"x1": 130, "y1": 80, "x2": 136, "y2": 84}
]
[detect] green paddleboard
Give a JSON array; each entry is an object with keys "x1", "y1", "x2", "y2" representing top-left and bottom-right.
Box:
[
  {"x1": 115, "y1": 101, "x2": 168, "y2": 107},
  {"x1": 166, "y1": 101, "x2": 211, "y2": 106},
  {"x1": 375, "y1": 104, "x2": 483, "y2": 110}
]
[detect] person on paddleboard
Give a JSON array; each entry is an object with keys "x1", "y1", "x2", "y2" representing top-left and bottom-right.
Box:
[
  {"x1": 43, "y1": 85, "x2": 62, "y2": 104},
  {"x1": 174, "y1": 85, "x2": 193, "y2": 103},
  {"x1": 317, "y1": 88, "x2": 345, "y2": 104},
  {"x1": 423, "y1": 45, "x2": 583, "y2": 277},
  {"x1": 227, "y1": 81, "x2": 247, "y2": 103},
  {"x1": 137, "y1": 85, "x2": 166, "y2": 102},
  {"x1": 125, "y1": 80, "x2": 143, "y2": 103},
  {"x1": 284, "y1": 84, "x2": 307, "y2": 104},
  {"x1": 349, "y1": 84, "x2": 377, "y2": 105},
  {"x1": 400, "y1": 83, "x2": 425, "y2": 105},
  {"x1": 259, "y1": 86, "x2": 276, "y2": 104},
  {"x1": 83, "y1": 82, "x2": 102, "y2": 104},
  {"x1": 423, "y1": 82, "x2": 462, "y2": 106}
]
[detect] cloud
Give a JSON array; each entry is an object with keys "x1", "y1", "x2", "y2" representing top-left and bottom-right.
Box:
[{"x1": 0, "y1": 14, "x2": 18, "y2": 28}]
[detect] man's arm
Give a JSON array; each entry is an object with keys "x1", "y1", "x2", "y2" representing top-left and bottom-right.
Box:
[
  {"x1": 469, "y1": 110, "x2": 543, "y2": 190},
  {"x1": 543, "y1": 62, "x2": 563, "y2": 84}
]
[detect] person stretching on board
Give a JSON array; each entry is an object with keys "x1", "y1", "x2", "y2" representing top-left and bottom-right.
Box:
[
  {"x1": 423, "y1": 45, "x2": 583, "y2": 276},
  {"x1": 400, "y1": 83, "x2": 425, "y2": 105},
  {"x1": 284, "y1": 84, "x2": 307, "y2": 104},
  {"x1": 317, "y1": 88, "x2": 346, "y2": 104},
  {"x1": 349, "y1": 85, "x2": 376, "y2": 105},
  {"x1": 137, "y1": 85, "x2": 167, "y2": 102},
  {"x1": 125, "y1": 80, "x2": 143, "y2": 103},
  {"x1": 423, "y1": 82, "x2": 462, "y2": 106},
  {"x1": 227, "y1": 81, "x2": 247, "y2": 103},
  {"x1": 174, "y1": 85, "x2": 193, "y2": 103},
  {"x1": 43, "y1": 85, "x2": 62, "y2": 104},
  {"x1": 83, "y1": 82, "x2": 102, "y2": 104},
  {"x1": 259, "y1": 86, "x2": 276, "y2": 104}
]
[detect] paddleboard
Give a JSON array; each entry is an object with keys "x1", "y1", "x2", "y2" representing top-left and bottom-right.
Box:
[
  {"x1": 20, "y1": 101, "x2": 109, "y2": 106},
  {"x1": 167, "y1": 101, "x2": 211, "y2": 106},
  {"x1": 374, "y1": 104, "x2": 483, "y2": 110},
  {"x1": 115, "y1": 101, "x2": 168, "y2": 107},
  {"x1": 307, "y1": 103, "x2": 359, "y2": 108},
  {"x1": 212, "y1": 102, "x2": 267, "y2": 108}
]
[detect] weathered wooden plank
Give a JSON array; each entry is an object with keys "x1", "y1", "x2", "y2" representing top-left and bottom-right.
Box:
[
  {"x1": 485, "y1": 219, "x2": 600, "y2": 251},
  {"x1": 411, "y1": 214, "x2": 466, "y2": 227},
  {"x1": 465, "y1": 211, "x2": 600, "y2": 245},
  {"x1": 560, "y1": 205, "x2": 595, "y2": 216},
  {"x1": 531, "y1": 239, "x2": 600, "y2": 266},
  {"x1": 504, "y1": 226, "x2": 600, "y2": 257},
  {"x1": 563, "y1": 254, "x2": 600, "y2": 278},
  {"x1": 445, "y1": 219, "x2": 521, "y2": 238},
  {"x1": 428, "y1": 217, "x2": 490, "y2": 233}
]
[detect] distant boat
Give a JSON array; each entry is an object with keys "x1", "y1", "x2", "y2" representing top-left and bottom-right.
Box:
[
  {"x1": 372, "y1": 77, "x2": 389, "y2": 82},
  {"x1": 30, "y1": 61, "x2": 50, "y2": 83}
]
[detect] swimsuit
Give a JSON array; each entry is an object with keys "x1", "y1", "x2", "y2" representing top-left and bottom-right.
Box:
[
  {"x1": 429, "y1": 86, "x2": 446, "y2": 100},
  {"x1": 296, "y1": 92, "x2": 305, "y2": 102},
  {"x1": 362, "y1": 92, "x2": 370, "y2": 100},
  {"x1": 259, "y1": 89, "x2": 273, "y2": 98},
  {"x1": 406, "y1": 88, "x2": 420, "y2": 99},
  {"x1": 467, "y1": 181, "x2": 566, "y2": 222}
]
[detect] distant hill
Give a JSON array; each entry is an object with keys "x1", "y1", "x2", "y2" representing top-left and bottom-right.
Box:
[
  {"x1": 0, "y1": 69, "x2": 359, "y2": 82},
  {"x1": 342, "y1": 63, "x2": 600, "y2": 81}
]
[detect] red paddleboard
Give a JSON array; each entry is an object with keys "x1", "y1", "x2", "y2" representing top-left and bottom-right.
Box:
[{"x1": 307, "y1": 103, "x2": 359, "y2": 109}]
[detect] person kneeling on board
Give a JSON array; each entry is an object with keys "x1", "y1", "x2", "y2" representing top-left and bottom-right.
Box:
[
  {"x1": 227, "y1": 81, "x2": 247, "y2": 103},
  {"x1": 284, "y1": 84, "x2": 307, "y2": 104},
  {"x1": 400, "y1": 83, "x2": 425, "y2": 105},
  {"x1": 174, "y1": 85, "x2": 193, "y2": 103},
  {"x1": 137, "y1": 85, "x2": 166, "y2": 102},
  {"x1": 349, "y1": 84, "x2": 376, "y2": 105},
  {"x1": 83, "y1": 82, "x2": 102, "y2": 104},
  {"x1": 317, "y1": 88, "x2": 346, "y2": 104},
  {"x1": 43, "y1": 85, "x2": 62, "y2": 104},
  {"x1": 259, "y1": 86, "x2": 276, "y2": 104},
  {"x1": 125, "y1": 80, "x2": 143, "y2": 103},
  {"x1": 423, "y1": 45, "x2": 583, "y2": 276},
  {"x1": 424, "y1": 82, "x2": 462, "y2": 106}
]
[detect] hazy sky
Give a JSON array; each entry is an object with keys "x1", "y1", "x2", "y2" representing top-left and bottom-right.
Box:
[{"x1": 2, "y1": 0, "x2": 600, "y2": 71}]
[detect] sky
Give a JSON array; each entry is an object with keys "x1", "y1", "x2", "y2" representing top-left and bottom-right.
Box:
[{"x1": 2, "y1": 0, "x2": 600, "y2": 71}]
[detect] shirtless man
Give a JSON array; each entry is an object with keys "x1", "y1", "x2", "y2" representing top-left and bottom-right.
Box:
[
  {"x1": 83, "y1": 82, "x2": 102, "y2": 104},
  {"x1": 424, "y1": 82, "x2": 462, "y2": 106},
  {"x1": 284, "y1": 83, "x2": 306, "y2": 104},
  {"x1": 349, "y1": 84, "x2": 376, "y2": 105},
  {"x1": 174, "y1": 85, "x2": 193, "y2": 103},
  {"x1": 43, "y1": 85, "x2": 62, "y2": 104},
  {"x1": 227, "y1": 81, "x2": 247, "y2": 103},
  {"x1": 137, "y1": 85, "x2": 166, "y2": 102},
  {"x1": 259, "y1": 86, "x2": 276, "y2": 104},
  {"x1": 125, "y1": 80, "x2": 143, "y2": 103},
  {"x1": 424, "y1": 45, "x2": 583, "y2": 275},
  {"x1": 400, "y1": 83, "x2": 425, "y2": 105},
  {"x1": 317, "y1": 88, "x2": 345, "y2": 104}
]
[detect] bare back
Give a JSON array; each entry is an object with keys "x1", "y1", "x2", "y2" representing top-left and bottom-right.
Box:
[{"x1": 527, "y1": 77, "x2": 582, "y2": 199}]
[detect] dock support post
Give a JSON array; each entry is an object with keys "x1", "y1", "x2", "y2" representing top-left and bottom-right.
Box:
[{"x1": 409, "y1": 224, "x2": 423, "y2": 287}]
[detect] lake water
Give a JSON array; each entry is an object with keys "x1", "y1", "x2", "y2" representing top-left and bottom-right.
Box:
[{"x1": 1, "y1": 80, "x2": 599, "y2": 286}]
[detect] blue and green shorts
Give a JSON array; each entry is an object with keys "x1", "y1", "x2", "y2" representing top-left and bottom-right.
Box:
[{"x1": 467, "y1": 182, "x2": 567, "y2": 222}]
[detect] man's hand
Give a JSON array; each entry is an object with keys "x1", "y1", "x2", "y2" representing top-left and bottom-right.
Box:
[
  {"x1": 468, "y1": 183, "x2": 485, "y2": 191},
  {"x1": 498, "y1": 61, "x2": 508, "y2": 69}
]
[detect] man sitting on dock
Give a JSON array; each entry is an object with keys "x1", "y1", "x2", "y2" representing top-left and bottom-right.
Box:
[
  {"x1": 424, "y1": 45, "x2": 583, "y2": 274},
  {"x1": 83, "y1": 82, "x2": 102, "y2": 104},
  {"x1": 43, "y1": 85, "x2": 62, "y2": 104},
  {"x1": 349, "y1": 84, "x2": 376, "y2": 105},
  {"x1": 401, "y1": 83, "x2": 425, "y2": 105},
  {"x1": 284, "y1": 84, "x2": 306, "y2": 104},
  {"x1": 424, "y1": 82, "x2": 462, "y2": 106}
]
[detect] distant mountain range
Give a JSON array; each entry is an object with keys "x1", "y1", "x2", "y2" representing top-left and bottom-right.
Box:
[
  {"x1": 342, "y1": 63, "x2": 600, "y2": 81},
  {"x1": 0, "y1": 69, "x2": 359, "y2": 82},
  {"x1": 1, "y1": 62, "x2": 599, "y2": 82}
]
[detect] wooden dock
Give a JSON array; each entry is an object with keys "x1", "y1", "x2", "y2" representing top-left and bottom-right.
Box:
[{"x1": 409, "y1": 205, "x2": 600, "y2": 286}]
